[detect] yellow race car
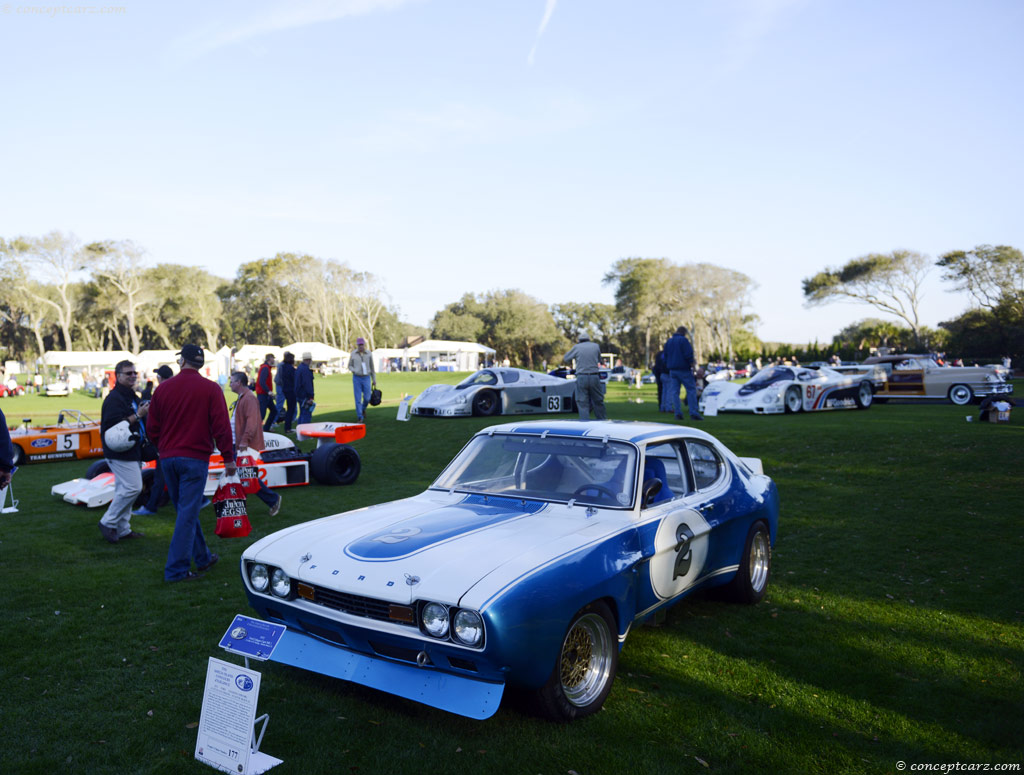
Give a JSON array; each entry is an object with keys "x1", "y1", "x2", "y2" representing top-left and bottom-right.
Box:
[{"x1": 8, "y1": 410, "x2": 105, "y2": 466}]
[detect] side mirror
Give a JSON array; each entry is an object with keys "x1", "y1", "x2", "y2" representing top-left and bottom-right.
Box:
[{"x1": 641, "y1": 478, "x2": 663, "y2": 509}]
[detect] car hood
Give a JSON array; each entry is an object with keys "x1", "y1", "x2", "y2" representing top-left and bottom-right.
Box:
[
  {"x1": 413, "y1": 384, "x2": 471, "y2": 408},
  {"x1": 244, "y1": 491, "x2": 629, "y2": 609}
]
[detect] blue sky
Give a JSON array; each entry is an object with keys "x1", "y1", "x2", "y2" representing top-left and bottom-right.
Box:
[{"x1": 2, "y1": 0, "x2": 1022, "y2": 346}]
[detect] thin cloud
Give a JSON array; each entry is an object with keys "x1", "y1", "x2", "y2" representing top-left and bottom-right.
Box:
[
  {"x1": 169, "y1": 0, "x2": 421, "y2": 62},
  {"x1": 528, "y1": 0, "x2": 558, "y2": 66}
]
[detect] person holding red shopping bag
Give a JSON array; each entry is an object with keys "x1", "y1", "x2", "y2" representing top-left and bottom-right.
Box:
[
  {"x1": 229, "y1": 371, "x2": 283, "y2": 516},
  {"x1": 147, "y1": 344, "x2": 235, "y2": 583}
]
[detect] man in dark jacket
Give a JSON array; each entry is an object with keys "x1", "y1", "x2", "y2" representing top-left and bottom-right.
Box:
[
  {"x1": 296, "y1": 352, "x2": 315, "y2": 425},
  {"x1": 665, "y1": 326, "x2": 702, "y2": 422},
  {"x1": 0, "y1": 406, "x2": 16, "y2": 491},
  {"x1": 98, "y1": 360, "x2": 149, "y2": 543},
  {"x1": 276, "y1": 351, "x2": 297, "y2": 432}
]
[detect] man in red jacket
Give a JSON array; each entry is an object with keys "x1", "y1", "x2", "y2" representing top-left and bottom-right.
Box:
[
  {"x1": 148, "y1": 344, "x2": 236, "y2": 582},
  {"x1": 255, "y1": 353, "x2": 276, "y2": 432}
]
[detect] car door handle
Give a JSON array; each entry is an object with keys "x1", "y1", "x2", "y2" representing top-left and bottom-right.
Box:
[{"x1": 698, "y1": 502, "x2": 715, "y2": 514}]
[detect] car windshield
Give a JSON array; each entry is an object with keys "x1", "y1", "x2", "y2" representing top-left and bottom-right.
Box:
[
  {"x1": 456, "y1": 370, "x2": 498, "y2": 389},
  {"x1": 431, "y1": 433, "x2": 638, "y2": 508},
  {"x1": 738, "y1": 366, "x2": 794, "y2": 394}
]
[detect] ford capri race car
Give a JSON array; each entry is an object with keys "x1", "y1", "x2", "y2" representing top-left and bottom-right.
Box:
[
  {"x1": 411, "y1": 368, "x2": 578, "y2": 417},
  {"x1": 700, "y1": 365, "x2": 875, "y2": 415},
  {"x1": 240, "y1": 419, "x2": 779, "y2": 721},
  {"x1": 51, "y1": 423, "x2": 364, "y2": 508}
]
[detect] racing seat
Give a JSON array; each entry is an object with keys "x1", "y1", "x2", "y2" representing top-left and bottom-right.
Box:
[{"x1": 642, "y1": 457, "x2": 673, "y2": 506}]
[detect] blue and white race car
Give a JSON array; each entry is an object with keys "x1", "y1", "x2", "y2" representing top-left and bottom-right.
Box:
[
  {"x1": 700, "y1": 364, "x2": 875, "y2": 415},
  {"x1": 411, "y1": 367, "x2": 577, "y2": 417},
  {"x1": 239, "y1": 419, "x2": 779, "y2": 721}
]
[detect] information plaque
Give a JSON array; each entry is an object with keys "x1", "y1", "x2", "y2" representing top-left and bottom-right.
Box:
[{"x1": 218, "y1": 615, "x2": 287, "y2": 661}]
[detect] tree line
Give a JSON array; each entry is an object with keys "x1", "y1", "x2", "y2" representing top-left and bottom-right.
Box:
[{"x1": 3, "y1": 230, "x2": 1019, "y2": 369}]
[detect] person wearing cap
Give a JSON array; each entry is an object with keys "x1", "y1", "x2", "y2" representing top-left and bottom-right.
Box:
[
  {"x1": 348, "y1": 338, "x2": 376, "y2": 423},
  {"x1": 97, "y1": 360, "x2": 149, "y2": 544},
  {"x1": 562, "y1": 333, "x2": 606, "y2": 420},
  {"x1": 147, "y1": 344, "x2": 236, "y2": 582},
  {"x1": 132, "y1": 364, "x2": 175, "y2": 516},
  {"x1": 296, "y1": 351, "x2": 315, "y2": 425}
]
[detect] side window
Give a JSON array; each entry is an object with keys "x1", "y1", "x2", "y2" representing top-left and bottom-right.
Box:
[
  {"x1": 643, "y1": 442, "x2": 690, "y2": 500},
  {"x1": 685, "y1": 440, "x2": 725, "y2": 491}
]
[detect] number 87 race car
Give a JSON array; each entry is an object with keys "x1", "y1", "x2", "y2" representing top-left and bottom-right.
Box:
[
  {"x1": 51, "y1": 423, "x2": 365, "y2": 509},
  {"x1": 700, "y1": 365, "x2": 875, "y2": 415},
  {"x1": 239, "y1": 419, "x2": 779, "y2": 721}
]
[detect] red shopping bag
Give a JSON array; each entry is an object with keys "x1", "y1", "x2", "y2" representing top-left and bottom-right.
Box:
[
  {"x1": 235, "y1": 448, "x2": 260, "y2": 495},
  {"x1": 213, "y1": 473, "x2": 251, "y2": 538}
]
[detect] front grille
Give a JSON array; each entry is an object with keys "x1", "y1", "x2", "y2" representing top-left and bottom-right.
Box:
[{"x1": 309, "y1": 585, "x2": 414, "y2": 626}]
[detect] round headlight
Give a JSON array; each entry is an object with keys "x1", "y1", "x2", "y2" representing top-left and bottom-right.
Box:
[
  {"x1": 453, "y1": 609, "x2": 484, "y2": 647},
  {"x1": 421, "y1": 602, "x2": 450, "y2": 638},
  {"x1": 270, "y1": 568, "x2": 291, "y2": 598},
  {"x1": 249, "y1": 563, "x2": 269, "y2": 592}
]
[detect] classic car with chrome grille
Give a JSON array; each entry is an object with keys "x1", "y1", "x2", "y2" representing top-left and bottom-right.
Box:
[
  {"x1": 837, "y1": 354, "x2": 1013, "y2": 405},
  {"x1": 240, "y1": 419, "x2": 779, "y2": 721},
  {"x1": 411, "y1": 367, "x2": 578, "y2": 417}
]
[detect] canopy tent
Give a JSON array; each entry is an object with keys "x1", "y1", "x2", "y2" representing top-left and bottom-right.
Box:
[
  {"x1": 373, "y1": 340, "x2": 496, "y2": 372},
  {"x1": 285, "y1": 342, "x2": 347, "y2": 363},
  {"x1": 42, "y1": 350, "x2": 133, "y2": 372}
]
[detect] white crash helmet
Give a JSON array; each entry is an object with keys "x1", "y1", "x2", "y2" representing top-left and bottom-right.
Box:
[{"x1": 104, "y1": 420, "x2": 137, "y2": 452}]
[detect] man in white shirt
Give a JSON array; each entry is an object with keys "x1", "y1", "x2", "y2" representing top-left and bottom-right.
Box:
[{"x1": 348, "y1": 337, "x2": 377, "y2": 422}]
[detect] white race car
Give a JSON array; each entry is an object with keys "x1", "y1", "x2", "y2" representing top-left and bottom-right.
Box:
[
  {"x1": 700, "y1": 365, "x2": 875, "y2": 415},
  {"x1": 51, "y1": 423, "x2": 365, "y2": 508},
  {"x1": 411, "y1": 368, "x2": 577, "y2": 417}
]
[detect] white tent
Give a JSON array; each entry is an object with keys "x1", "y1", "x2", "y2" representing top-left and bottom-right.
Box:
[
  {"x1": 285, "y1": 342, "x2": 347, "y2": 363},
  {"x1": 374, "y1": 340, "x2": 496, "y2": 372},
  {"x1": 42, "y1": 350, "x2": 133, "y2": 372}
]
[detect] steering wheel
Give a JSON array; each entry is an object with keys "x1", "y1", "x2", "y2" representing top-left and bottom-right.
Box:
[{"x1": 572, "y1": 484, "x2": 618, "y2": 501}]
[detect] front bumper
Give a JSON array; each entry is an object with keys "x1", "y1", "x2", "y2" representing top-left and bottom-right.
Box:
[{"x1": 269, "y1": 628, "x2": 504, "y2": 719}]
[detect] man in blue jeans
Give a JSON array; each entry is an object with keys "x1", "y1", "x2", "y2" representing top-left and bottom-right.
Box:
[
  {"x1": 348, "y1": 338, "x2": 376, "y2": 422},
  {"x1": 665, "y1": 326, "x2": 703, "y2": 422},
  {"x1": 147, "y1": 344, "x2": 236, "y2": 582}
]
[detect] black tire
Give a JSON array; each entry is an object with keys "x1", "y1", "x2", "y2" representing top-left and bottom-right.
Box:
[
  {"x1": 535, "y1": 601, "x2": 618, "y2": 722},
  {"x1": 855, "y1": 381, "x2": 873, "y2": 410},
  {"x1": 726, "y1": 521, "x2": 771, "y2": 605},
  {"x1": 472, "y1": 389, "x2": 500, "y2": 417},
  {"x1": 12, "y1": 444, "x2": 25, "y2": 467},
  {"x1": 784, "y1": 386, "x2": 802, "y2": 413},
  {"x1": 948, "y1": 384, "x2": 973, "y2": 406},
  {"x1": 85, "y1": 459, "x2": 111, "y2": 479},
  {"x1": 310, "y1": 443, "x2": 361, "y2": 486}
]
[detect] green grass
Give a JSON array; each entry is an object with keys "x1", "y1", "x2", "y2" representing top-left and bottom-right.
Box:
[{"x1": 1, "y1": 375, "x2": 1021, "y2": 775}]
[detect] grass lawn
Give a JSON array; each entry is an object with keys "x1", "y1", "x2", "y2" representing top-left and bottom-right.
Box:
[{"x1": 1, "y1": 374, "x2": 1021, "y2": 775}]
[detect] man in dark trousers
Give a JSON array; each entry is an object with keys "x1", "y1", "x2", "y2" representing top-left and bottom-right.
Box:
[
  {"x1": 296, "y1": 352, "x2": 315, "y2": 425},
  {"x1": 255, "y1": 353, "x2": 276, "y2": 432},
  {"x1": 665, "y1": 325, "x2": 703, "y2": 422},
  {"x1": 0, "y1": 406, "x2": 16, "y2": 491},
  {"x1": 147, "y1": 344, "x2": 236, "y2": 582},
  {"x1": 133, "y1": 365, "x2": 173, "y2": 516},
  {"x1": 98, "y1": 360, "x2": 149, "y2": 543}
]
